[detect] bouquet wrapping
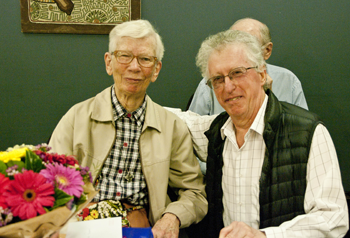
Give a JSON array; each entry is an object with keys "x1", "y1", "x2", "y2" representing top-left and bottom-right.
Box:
[{"x1": 0, "y1": 144, "x2": 97, "y2": 238}]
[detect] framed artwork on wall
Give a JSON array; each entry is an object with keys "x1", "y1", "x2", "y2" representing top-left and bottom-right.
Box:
[{"x1": 20, "y1": 0, "x2": 141, "y2": 34}]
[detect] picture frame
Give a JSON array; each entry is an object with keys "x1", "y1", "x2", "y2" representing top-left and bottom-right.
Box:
[{"x1": 20, "y1": 0, "x2": 141, "y2": 34}]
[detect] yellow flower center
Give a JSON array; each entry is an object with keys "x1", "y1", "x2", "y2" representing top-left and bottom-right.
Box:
[{"x1": 56, "y1": 175, "x2": 69, "y2": 186}]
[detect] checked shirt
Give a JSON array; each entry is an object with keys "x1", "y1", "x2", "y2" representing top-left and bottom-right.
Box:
[{"x1": 93, "y1": 86, "x2": 148, "y2": 206}]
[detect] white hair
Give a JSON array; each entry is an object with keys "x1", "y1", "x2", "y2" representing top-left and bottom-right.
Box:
[
  {"x1": 196, "y1": 30, "x2": 265, "y2": 79},
  {"x1": 109, "y1": 20, "x2": 164, "y2": 61}
]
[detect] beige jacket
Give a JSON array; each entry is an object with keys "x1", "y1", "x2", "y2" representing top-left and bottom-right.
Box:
[{"x1": 49, "y1": 86, "x2": 207, "y2": 227}]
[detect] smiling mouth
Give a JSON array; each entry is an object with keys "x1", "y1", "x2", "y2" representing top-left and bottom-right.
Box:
[
  {"x1": 126, "y1": 77, "x2": 142, "y2": 82},
  {"x1": 226, "y1": 96, "x2": 242, "y2": 102}
]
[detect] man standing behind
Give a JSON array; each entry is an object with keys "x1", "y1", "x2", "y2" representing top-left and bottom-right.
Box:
[
  {"x1": 49, "y1": 19, "x2": 207, "y2": 238},
  {"x1": 189, "y1": 18, "x2": 308, "y2": 115},
  {"x1": 177, "y1": 29, "x2": 348, "y2": 237}
]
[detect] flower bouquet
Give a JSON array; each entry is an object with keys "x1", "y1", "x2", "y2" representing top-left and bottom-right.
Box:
[{"x1": 0, "y1": 144, "x2": 98, "y2": 238}]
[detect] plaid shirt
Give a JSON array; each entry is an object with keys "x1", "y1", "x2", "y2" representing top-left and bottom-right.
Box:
[{"x1": 94, "y1": 86, "x2": 148, "y2": 206}]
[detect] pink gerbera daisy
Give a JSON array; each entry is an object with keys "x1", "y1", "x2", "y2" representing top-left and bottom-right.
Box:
[
  {"x1": 0, "y1": 173, "x2": 11, "y2": 209},
  {"x1": 4, "y1": 170, "x2": 55, "y2": 220},
  {"x1": 40, "y1": 163, "x2": 84, "y2": 198}
]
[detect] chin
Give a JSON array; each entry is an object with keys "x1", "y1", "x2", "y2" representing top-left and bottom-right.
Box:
[{"x1": 226, "y1": 107, "x2": 244, "y2": 118}]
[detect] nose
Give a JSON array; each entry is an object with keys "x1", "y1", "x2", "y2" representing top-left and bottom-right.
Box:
[
  {"x1": 128, "y1": 57, "x2": 141, "y2": 70},
  {"x1": 223, "y1": 75, "x2": 236, "y2": 91}
]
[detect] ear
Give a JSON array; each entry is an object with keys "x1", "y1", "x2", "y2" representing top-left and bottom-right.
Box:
[
  {"x1": 259, "y1": 67, "x2": 267, "y2": 86},
  {"x1": 151, "y1": 61, "x2": 162, "y2": 83},
  {"x1": 263, "y1": 42, "x2": 273, "y2": 60},
  {"x1": 265, "y1": 73, "x2": 273, "y2": 91},
  {"x1": 104, "y1": 52, "x2": 113, "y2": 76}
]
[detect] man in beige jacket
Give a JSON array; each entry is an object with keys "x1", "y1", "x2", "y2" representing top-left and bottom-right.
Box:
[{"x1": 49, "y1": 19, "x2": 207, "y2": 238}]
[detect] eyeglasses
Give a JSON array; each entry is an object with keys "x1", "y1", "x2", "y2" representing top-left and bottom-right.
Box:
[
  {"x1": 206, "y1": 66, "x2": 257, "y2": 89},
  {"x1": 111, "y1": 50, "x2": 158, "y2": 68}
]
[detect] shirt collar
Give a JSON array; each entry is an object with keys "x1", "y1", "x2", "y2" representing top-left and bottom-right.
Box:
[
  {"x1": 250, "y1": 94, "x2": 268, "y2": 136},
  {"x1": 220, "y1": 94, "x2": 268, "y2": 139},
  {"x1": 111, "y1": 85, "x2": 147, "y2": 127}
]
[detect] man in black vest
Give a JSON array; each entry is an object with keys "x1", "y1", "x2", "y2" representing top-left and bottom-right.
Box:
[{"x1": 177, "y1": 29, "x2": 348, "y2": 237}]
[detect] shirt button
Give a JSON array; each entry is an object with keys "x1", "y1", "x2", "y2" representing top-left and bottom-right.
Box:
[
  {"x1": 127, "y1": 113, "x2": 132, "y2": 118},
  {"x1": 123, "y1": 142, "x2": 128, "y2": 147},
  {"x1": 116, "y1": 192, "x2": 121, "y2": 196},
  {"x1": 118, "y1": 169, "x2": 123, "y2": 174}
]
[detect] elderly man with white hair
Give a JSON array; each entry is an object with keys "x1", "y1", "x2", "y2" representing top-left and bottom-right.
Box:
[
  {"x1": 173, "y1": 29, "x2": 348, "y2": 238},
  {"x1": 49, "y1": 19, "x2": 207, "y2": 238}
]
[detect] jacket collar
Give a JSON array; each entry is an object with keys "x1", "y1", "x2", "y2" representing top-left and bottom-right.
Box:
[
  {"x1": 91, "y1": 86, "x2": 114, "y2": 122},
  {"x1": 91, "y1": 86, "x2": 161, "y2": 132},
  {"x1": 143, "y1": 96, "x2": 161, "y2": 133}
]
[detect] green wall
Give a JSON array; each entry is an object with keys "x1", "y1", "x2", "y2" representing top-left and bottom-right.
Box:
[{"x1": 1, "y1": 1, "x2": 350, "y2": 190}]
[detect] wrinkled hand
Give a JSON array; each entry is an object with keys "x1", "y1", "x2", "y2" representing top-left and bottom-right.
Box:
[
  {"x1": 152, "y1": 213, "x2": 180, "y2": 238},
  {"x1": 219, "y1": 221, "x2": 266, "y2": 238},
  {"x1": 266, "y1": 73, "x2": 273, "y2": 91}
]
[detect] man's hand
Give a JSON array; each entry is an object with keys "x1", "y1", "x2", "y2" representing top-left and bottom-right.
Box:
[
  {"x1": 219, "y1": 221, "x2": 266, "y2": 238},
  {"x1": 152, "y1": 213, "x2": 180, "y2": 238}
]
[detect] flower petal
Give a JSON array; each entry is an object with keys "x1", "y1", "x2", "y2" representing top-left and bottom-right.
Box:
[{"x1": 5, "y1": 170, "x2": 54, "y2": 220}]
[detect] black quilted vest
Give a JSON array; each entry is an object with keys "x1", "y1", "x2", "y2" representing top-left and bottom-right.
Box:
[{"x1": 204, "y1": 89, "x2": 322, "y2": 237}]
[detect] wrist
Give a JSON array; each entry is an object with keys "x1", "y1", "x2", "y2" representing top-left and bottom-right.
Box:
[{"x1": 163, "y1": 213, "x2": 181, "y2": 227}]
